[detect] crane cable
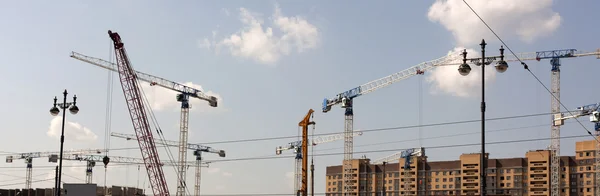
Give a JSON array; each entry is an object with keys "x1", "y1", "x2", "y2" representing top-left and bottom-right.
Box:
[{"x1": 138, "y1": 75, "x2": 193, "y2": 195}]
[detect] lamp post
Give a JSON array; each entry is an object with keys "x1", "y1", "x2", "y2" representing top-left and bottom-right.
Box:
[
  {"x1": 49, "y1": 89, "x2": 79, "y2": 196},
  {"x1": 457, "y1": 39, "x2": 508, "y2": 196}
]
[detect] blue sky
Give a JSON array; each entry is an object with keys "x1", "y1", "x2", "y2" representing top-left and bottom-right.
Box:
[{"x1": 0, "y1": 0, "x2": 599, "y2": 195}]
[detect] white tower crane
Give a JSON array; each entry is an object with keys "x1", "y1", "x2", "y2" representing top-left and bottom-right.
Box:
[
  {"x1": 4, "y1": 149, "x2": 107, "y2": 189},
  {"x1": 372, "y1": 148, "x2": 424, "y2": 196},
  {"x1": 321, "y1": 47, "x2": 599, "y2": 195},
  {"x1": 553, "y1": 102, "x2": 600, "y2": 195},
  {"x1": 110, "y1": 132, "x2": 225, "y2": 196},
  {"x1": 276, "y1": 131, "x2": 363, "y2": 194},
  {"x1": 321, "y1": 53, "x2": 460, "y2": 195},
  {"x1": 54, "y1": 154, "x2": 209, "y2": 184},
  {"x1": 70, "y1": 50, "x2": 218, "y2": 196}
]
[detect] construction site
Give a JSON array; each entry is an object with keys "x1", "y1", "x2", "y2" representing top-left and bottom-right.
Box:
[{"x1": 1, "y1": 1, "x2": 600, "y2": 196}]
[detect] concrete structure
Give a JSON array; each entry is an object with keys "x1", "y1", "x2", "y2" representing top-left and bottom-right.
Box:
[
  {"x1": 64, "y1": 183, "x2": 96, "y2": 195},
  {"x1": 0, "y1": 184, "x2": 144, "y2": 196},
  {"x1": 325, "y1": 138, "x2": 599, "y2": 196}
]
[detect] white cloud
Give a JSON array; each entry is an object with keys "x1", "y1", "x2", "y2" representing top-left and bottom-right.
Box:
[
  {"x1": 139, "y1": 81, "x2": 224, "y2": 113},
  {"x1": 198, "y1": 38, "x2": 211, "y2": 49},
  {"x1": 427, "y1": 0, "x2": 561, "y2": 46},
  {"x1": 207, "y1": 167, "x2": 221, "y2": 174},
  {"x1": 425, "y1": 0, "x2": 561, "y2": 97},
  {"x1": 222, "y1": 172, "x2": 232, "y2": 177},
  {"x1": 47, "y1": 117, "x2": 98, "y2": 142},
  {"x1": 426, "y1": 47, "x2": 498, "y2": 98},
  {"x1": 205, "y1": 5, "x2": 319, "y2": 65}
]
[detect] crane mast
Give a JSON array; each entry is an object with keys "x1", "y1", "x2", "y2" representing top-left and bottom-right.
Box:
[
  {"x1": 108, "y1": 30, "x2": 169, "y2": 196},
  {"x1": 299, "y1": 109, "x2": 315, "y2": 196}
]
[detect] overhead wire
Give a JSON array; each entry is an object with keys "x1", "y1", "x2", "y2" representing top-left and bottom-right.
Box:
[
  {"x1": 202, "y1": 133, "x2": 590, "y2": 163},
  {"x1": 191, "y1": 121, "x2": 570, "y2": 165},
  {"x1": 314, "y1": 122, "x2": 573, "y2": 153},
  {"x1": 61, "y1": 172, "x2": 86, "y2": 183},
  {"x1": 461, "y1": 0, "x2": 598, "y2": 142},
  {"x1": 196, "y1": 111, "x2": 554, "y2": 145},
  {"x1": 0, "y1": 122, "x2": 576, "y2": 171},
  {"x1": 0, "y1": 111, "x2": 571, "y2": 157},
  {"x1": 0, "y1": 178, "x2": 55, "y2": 187}
]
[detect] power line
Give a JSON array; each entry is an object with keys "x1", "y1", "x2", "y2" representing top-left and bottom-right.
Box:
[
  {"x1": 0, "y1": 178, "x2": 54, "y2": 187},
  {"x1": 196, "y1": 111, "x2": 554, "y2": 145},
  {"x1": 315, "y1": 122, "x2": 572, "y2": 152},
  {"x1": 460, "y1": 0, "x2": 598, "y2": 142},
  {"x1": 0, "y1": 111, "x2": 554, "y2": 157},
  {"x1": 202, "y1": 133, "x2": 591, "y2": 163}
]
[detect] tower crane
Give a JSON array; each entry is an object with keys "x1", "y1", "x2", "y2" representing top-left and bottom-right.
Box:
[
  {"x1": 553, "y1": 102, "x2": 600, "y2": 195},
  {"x1": 105, "y1": 30, "x2": 169, "y2": 195},
  {"x1": 372, "y1": 148, "x2": 424, "y2": 196},
  {"x1": 322, "y1": 47, "x2": 599, "y2": 195},
  {"x1": 71, "y1": 44, "x2": 218, "y2": 195},
  {"x1": 321, "y1": 52, "x2": 461, "y2": 194},
  {"x1": 54, "y1": 154, "x2": 209, "y2": 184},
  {"x1": 275, "y1": 131, "x2": 363, "y2": 195},
  {"x1": 4, "y1": 149, "x2": 107, "y2": 189},
  {"x1": 294, "y1": 109, "x2": 316, "y2": 196},
  {"x1": 110, "y1": 132, "x2": 225, "y2": 196}
]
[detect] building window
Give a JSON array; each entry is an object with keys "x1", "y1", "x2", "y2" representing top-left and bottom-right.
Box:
[{"x1": 506, "y1": 169, "x2": 510, "y2": 173}]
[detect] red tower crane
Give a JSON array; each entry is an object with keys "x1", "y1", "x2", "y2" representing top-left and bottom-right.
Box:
[{"x1": 108, "y1": 30, "x2": 170, "y2": 196}]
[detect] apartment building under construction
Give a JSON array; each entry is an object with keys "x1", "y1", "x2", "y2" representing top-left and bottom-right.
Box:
[{"x1": 325, "y1": 139, "x2": 598, "y2": 196}]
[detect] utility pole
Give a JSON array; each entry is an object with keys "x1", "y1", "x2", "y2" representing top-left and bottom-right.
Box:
[
  {"x1": 382, "y1": 161, "x2": 387, "y2": 196},
  {"x1": 54, "y1": 166, "x2": 58, "y2": 196},
  {"x1": 458, "y1": 39, "x2": 508, "y2": 196},
  {"x1": 49, "y1": 90, "x2": 80, "y2": 196},
  {"x1": 310, "y1": 159, "x2": 314, "y2": 196}
]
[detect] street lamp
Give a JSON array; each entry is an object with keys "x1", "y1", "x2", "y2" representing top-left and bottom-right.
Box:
[
  {"x1": 50, "y1": 89, "x2": 79, "y2": 196},
  {"x1": 457, "y1": 39, "x2": 508, "y2": 196}
]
